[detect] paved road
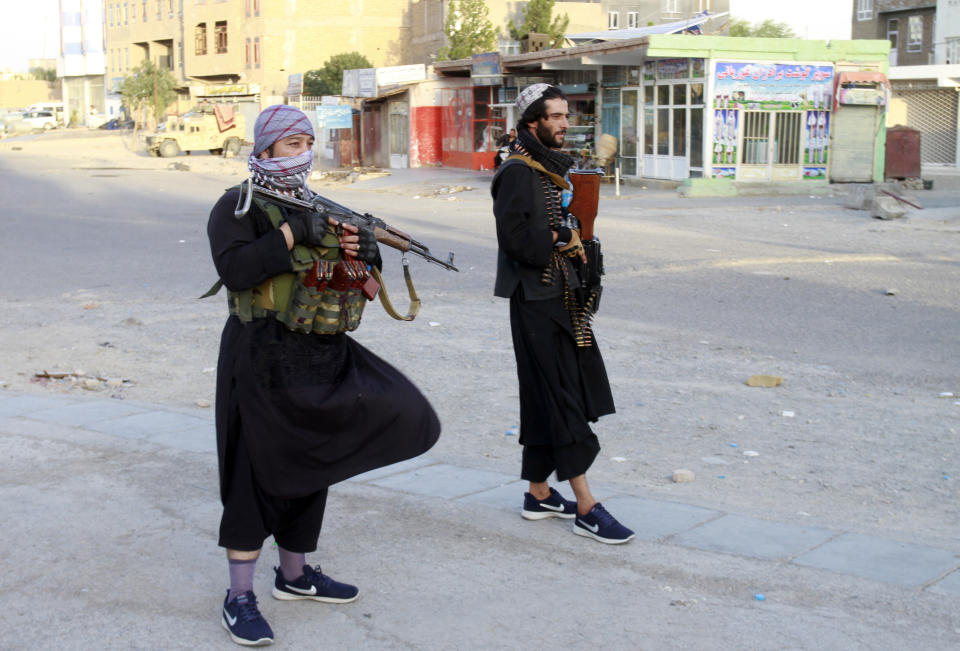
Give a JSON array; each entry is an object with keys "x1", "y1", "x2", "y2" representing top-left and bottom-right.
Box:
[{"x1": 1, "y1": 134, "x2": 959, "y2": 648}]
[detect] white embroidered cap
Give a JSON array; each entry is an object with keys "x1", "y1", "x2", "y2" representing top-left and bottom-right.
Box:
[{"x1": 516, "y1": 83, "x2": 551, "y2": 115}]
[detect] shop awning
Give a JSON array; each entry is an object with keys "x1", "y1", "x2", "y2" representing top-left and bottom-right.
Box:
[{"x1": 836, "y1": 71, "x2": 891, "y2": 90}]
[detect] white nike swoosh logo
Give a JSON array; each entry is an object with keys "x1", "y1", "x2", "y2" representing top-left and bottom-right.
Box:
[
  {"x1": 223, "y1": 608, "x2": 237, "y2": 626},
  {"x1": 539, "y1": 502, "x2": 566, "y2": 512},
  {"x1": 579, "y1": 520, "x2": 600, "y2": 533},
  {"x1": 285, "y1": 583, "x2": 317, "y2": 595}
]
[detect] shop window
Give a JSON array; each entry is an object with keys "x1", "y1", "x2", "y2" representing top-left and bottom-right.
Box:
[
  {"x1": 656, "y1": 108, "x2": 669, "y2": 155},
  {"x1": 690, "y1": 83, "x2": 704, "y2": 105},
  {"x1": 672, "y1": 108, "x2": 685, "y2": 157},
  {"x1": 215, "y1": 21, "x2": 228, "y2": 54},
  {"x1": 472, "y1": 86, "x2": 503, "y2": 153},
  {"x1": 644, "y1": 85, "x2": 654, "y2": 106},
  {"x1": 608, "y1": 12, "x2": 619, "y2": 30},
  {"x1": 856, "y1": 0, "x2": 873, "y2": 21},
  {"x1": 674, "y1": 84, "x2": 688, "y2": 106},
  {"x1": 195, "y1": 23, "x2": 207, "y2": 56},
  {"x1": 907, "y1": 16, "x2": 922, "y2": 53},
  {"x1": 643, "y1": 110, "x2": 653, "y2": 156},
  {"x1": 690, "y1": 108, "x2": 703, "y2": 169},
  {"x1": 627, "y1": 12, "x2": 638, "y2": 29},
  {"x1": 657, "y1": 85, "x2": 669, "y2": 106}
]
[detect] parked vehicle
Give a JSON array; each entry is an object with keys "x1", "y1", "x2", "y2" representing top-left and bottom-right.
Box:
[
  {"x1": 98, "y1": 117, "x2": 135, "y2": 130},
  {"x1": 145, "y1": 103, "x2": 245, "y2": 157},
  {"x1": 27, "y1": 102, "x2": 65, "y2": 125},
  {"x1": 19, "y1": 110, "x2": 57, "y2": 131}
]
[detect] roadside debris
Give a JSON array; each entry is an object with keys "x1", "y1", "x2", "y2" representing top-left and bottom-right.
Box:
[
  {"x1": 32, "y1": 370, "x2": 133, "y2": 391},
  {"x1": 746, "y1": 374, "x2": 782, "y2": 387},
  {"x1": 672, "y1": 469, "x2": 695, "y2": 483}
]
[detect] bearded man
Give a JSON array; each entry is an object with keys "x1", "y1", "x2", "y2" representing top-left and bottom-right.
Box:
[{"x1": 491, "y1": 84, "x2": 633, "y2": 545}]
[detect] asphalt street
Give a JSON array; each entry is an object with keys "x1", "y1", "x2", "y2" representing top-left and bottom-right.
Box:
[{"x1": 1, "y1": 131, "x2": 959, "y2": 649}]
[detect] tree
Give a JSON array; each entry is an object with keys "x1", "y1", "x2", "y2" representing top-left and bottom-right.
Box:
[
  {"x1": 29, "y1": 67, "x2": 57, "y2": 82},
  {"x1": 507, "y1": 0, "x2": 570, "y2": 49},
  {"x1": 303, "y1": 52, "x2": 373, "y2": 96},
  {"x1": 120, "y1": 60, "x2": 178, "y2": 129},
  {"x1": 437, "y1": 0, "x2": 497, "y2": 61},
  {"x1": 729, "y1": 18, "x2": 796, "y2": 38}
]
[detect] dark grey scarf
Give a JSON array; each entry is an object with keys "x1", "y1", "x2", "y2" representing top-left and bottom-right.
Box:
[{"x1": 514, "y1": 128, "x2": 574, "y2": 177}]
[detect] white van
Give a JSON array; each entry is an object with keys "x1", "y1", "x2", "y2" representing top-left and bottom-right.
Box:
[{"x1": 28, "y1": 102, "x2": 65, "y2": 124}]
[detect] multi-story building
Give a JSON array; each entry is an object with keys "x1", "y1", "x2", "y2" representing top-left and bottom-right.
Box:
[
  {"x1": 934, "y1": 0, "x2": 960, "y2": 64},
  {"x1": 852, "y1": 0, "x2": 937, "y2": 66},
  {"x1": 603, "y1": 0, "x2": 728, "y2": 31},
  {"x1": 59, "y1": 0, "x2": 107, "y2": 126}
]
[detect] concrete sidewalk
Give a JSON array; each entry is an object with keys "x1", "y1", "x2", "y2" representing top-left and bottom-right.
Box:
[{"x1": 1, "y1": 390, "x2": 959, "y2": 649}]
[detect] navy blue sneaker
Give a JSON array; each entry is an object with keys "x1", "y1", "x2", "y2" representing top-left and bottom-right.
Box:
[
  {"x1": 272, "y1": 565, "x2": 359, "y2": 604},
  {"x1": 221, "y1": 590, "x2": 274, "y2": 647},
  {"x1": 522, "y1": 487, "x2": 577, "y2": 520},
  {"x1": 573, "y1": 502, "x2": 635, "y2": 544}
]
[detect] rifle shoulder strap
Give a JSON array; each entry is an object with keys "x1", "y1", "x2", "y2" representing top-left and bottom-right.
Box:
[
  {"x1": 370, "y1": 264, "x2": 421, "y2": 321},
  {"x1": 504, "y1": 154, "x2": 571, "y2": 191}
]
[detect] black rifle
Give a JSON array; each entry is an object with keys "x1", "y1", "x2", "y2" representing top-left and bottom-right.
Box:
[{"x1": 234, "y1": 178, "x2": 459, "y2": 272}]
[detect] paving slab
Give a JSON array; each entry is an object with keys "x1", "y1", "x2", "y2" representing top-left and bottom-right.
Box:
[
  {"x1": 793, "y1": 533, "x2": 960, "y2": 586},
  {"x1": 29, "y1": 399, "x2": 147, "y2": 427},
  {"x1": 928, "y1": 570, "x2": 960, "y2": 596},
  {"x1": 347, "y1": 455, "x2": 438, "y2": 482},
  {"x1": 671, "y1": 514, "x2": 835, "y2": 560},
  {"x1": 145, "y1": 424, "x2": 216, "y2": 454},
  {"x1": 455, "y1": 479, "x2": 527, "y2": 510},
  {"x1": 367, "y1": 463, "x2": 515, "y2": 499},
  {"x1": 87, "y1": 409, "x2": 211, "y2": 439},
  {"x1": 0, "y1": 394, "x2": 77, "y2": 417},
  {"x1": 600, "y1": 495, "x2": 722, "y2": 541}
]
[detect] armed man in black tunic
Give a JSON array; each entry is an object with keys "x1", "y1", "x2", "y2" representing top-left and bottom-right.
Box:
[
  {"x1": 207, "y1": 105, "x2": 440, "y2": 646},
  {"x1": 491, "y1": 84, "x2": 634, "y2": 545}
]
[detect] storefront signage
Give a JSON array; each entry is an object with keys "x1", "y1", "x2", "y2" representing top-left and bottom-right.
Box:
[
  {"x1": 315, "y1": 105, "x2": 353, "y2": 129},
  {"x1": 342, "y1": 69, "x2": 377, "y2": 98},
  {"x1": 471, "y1": 52, "x2": 502, "y2": 87},
  {"x1": 714, "y1": 62, "x2": 834, "y2": 111},
  {"x1": 205, "y1": 83, "x2": 256, "y2": 96},
  {"x1": 837, "y1": 86, "x2": 886, "y2": 106},
  {"x1": 286, "y1": 73, "x2": 303, "y2": 97},
  {"x1": 376, "y1": 64, "x2": 426, "y2": 87}
]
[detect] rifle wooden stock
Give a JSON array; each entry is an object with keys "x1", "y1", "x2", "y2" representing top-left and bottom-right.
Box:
[
  {"x1": 373, "y1": 226, "x2": 411, "y2": 252},
  {"x1": 568, "y1": 170, "x2": 602, "y2": 241}
]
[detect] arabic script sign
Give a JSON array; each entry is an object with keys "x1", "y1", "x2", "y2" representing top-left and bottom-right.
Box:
[{"x1": 713, "y1": 62, "x2": 835, "y2": 111}]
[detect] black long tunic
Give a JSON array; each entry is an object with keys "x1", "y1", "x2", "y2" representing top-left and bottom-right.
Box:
[
  {"x1": 208, "y1": 189, "x2": 440, "y2": 500},
  {"x1": 491, "y1": 164, "x2": 615, "y2": 449}
]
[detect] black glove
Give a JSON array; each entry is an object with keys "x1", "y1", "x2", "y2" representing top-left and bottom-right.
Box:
[
  {"x1": 285, "y1": 208, "x2": 331, "y2": 247},
  {"x1": 355, "y1": 225, "x2": 380, "y2": 264}
]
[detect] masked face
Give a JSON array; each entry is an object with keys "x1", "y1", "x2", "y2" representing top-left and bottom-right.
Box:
[
  {"x1": 532, "y1": 98, "x2": 569, "y2": 149},
  {"x1": 260, "y1": 133, "x2": 314, "y2": 159}
]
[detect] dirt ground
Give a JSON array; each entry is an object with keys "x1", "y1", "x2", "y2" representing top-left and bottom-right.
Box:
[{"x1": 2, "y1": 130, "x2": 959, "y2": 557}]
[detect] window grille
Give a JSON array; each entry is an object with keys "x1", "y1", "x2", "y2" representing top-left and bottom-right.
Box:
[
  {"x1": 741, "y1": 112, "x2": 769, "y2": 164},
  {"x1": 899, "y1": 89, "x2": 959, "y2": 165},
  {"x1": 773, "y1": 112, "x2": 802, "y2": 165}
]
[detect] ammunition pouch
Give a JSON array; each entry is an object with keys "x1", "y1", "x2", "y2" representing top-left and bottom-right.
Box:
[{"x1": 224, "y1": 194, "x2": 371, "y2": 334}]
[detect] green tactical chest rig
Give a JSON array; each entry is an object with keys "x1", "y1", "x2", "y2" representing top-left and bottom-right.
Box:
[{"x1": 217, "y1": 196, "x2": 372, "y2": 335}]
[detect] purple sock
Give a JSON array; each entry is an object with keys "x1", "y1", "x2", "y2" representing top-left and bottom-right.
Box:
[
  {"x1": 278, "y1": 547, "x2": 306, "y2": 582},
  {"x1": 228, "y1": 558, "x2": 257, "y2": 601}
]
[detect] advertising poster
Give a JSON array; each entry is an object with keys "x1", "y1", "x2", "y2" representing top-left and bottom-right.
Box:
[
  {"x1": 803, "y1": 110, "x2": 830, "y2": 179},
  {"x1": 712, "y1": 108, "x2": 738, "y2": 166},
  {"x1": 714, "y1": 62, "x2": 834, "y2": 111}
]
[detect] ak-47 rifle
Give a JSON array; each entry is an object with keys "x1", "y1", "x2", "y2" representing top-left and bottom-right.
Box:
[
  {"x1": 566, "y1": 169, "x2": 605, "y2": 321},
  {"x1": 233, "y1": 177, "x2": 457, "y2": 322},
  {"x1": 234, "y1": 177, "x2": 459, "y2": 272}
]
